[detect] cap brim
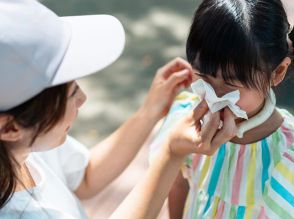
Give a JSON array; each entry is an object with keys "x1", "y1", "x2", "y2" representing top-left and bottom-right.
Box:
[{"x1": 52, "y1": 15, "x2": 125, "y2": 86}]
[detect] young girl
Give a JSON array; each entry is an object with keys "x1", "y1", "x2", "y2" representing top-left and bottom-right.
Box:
[{"x1": 150, "y1": 0, "x2": 294, "y2": 218}]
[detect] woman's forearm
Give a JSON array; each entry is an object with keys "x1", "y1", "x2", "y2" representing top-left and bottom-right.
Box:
[
  {"x1": 75, "y1": 57, "x2": 194, "y2": 198},
  {"x1": 109, "y1": 146, "x2": 184, "y2": 219},
  {"x1": 109, "y1": 92, "x2": 229, "y2": 218},
  {"x1": 75, "y1": 107, "x2": 159, "y2": 198},
  {"x1": 168, "y1": 172, "x2": 189, "y2": 219}
]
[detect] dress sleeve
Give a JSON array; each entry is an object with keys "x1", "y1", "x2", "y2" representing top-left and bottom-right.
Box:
[
  {"x1": 263, "y1": 115, "x2": 294, "y2": 219},
  {"x1": 148, "y1": 91, "x2": 200, "y2": 177}
]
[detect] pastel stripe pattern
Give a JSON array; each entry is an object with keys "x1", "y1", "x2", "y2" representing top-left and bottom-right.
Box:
[
  {"x1": 231, "y1": 145, "x2": 246, "y2": 205},
  {"x1": 148, "y1": 92, "x2": 294, "y2": 219},
  {"x1": 261, "y1": 139, "x2": 271, "y2": 192}
]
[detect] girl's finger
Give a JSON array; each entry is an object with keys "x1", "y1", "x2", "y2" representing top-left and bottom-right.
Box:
[
  {"x1": 200, "y1": 111, "x2": 220, "y2": 145},
  {"x1": 211, "y1": 108, "x2": 237, "y2": 150},
  {"x1": 192, "y1": 100, "x2": 209, "y2": 123}
]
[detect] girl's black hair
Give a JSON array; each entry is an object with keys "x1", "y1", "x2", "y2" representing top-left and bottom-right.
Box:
[{"x1": 186, "y1": 0, "x2": 293, "y2": 93}]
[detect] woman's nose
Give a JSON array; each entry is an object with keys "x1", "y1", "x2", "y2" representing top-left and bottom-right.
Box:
[{"x1": 76, "y1": 88, "x2": 87, "y2": 108}]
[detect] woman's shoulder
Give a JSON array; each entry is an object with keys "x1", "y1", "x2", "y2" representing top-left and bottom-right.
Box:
[{"x1": 31, "y1": 135, "x2": 90, "y2": 191}]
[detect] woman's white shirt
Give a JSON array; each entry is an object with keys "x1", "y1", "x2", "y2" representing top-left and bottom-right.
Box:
[{"x1": 1, "y1": 136, "x2": 90, "y2": 219}]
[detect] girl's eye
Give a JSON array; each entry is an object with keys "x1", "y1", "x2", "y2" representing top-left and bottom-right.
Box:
[
  {"x1": 194, "y1": 72, "x2": 207, "y2": 78},
  {"x1": 225, "y1": 81, "x2": 243, "y2": 89}
]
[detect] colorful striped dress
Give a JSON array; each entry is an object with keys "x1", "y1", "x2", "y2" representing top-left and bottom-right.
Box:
[{"x1": 149, "y1": 92, "x2": 294, "y2": 219}]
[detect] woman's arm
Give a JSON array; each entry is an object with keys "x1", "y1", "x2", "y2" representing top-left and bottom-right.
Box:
[
  {"x1": 168, "y1": 172, "x2": 189, "y2": 219},
  {"x1": 75, "y1": 58, "x2": 193, "y2": 199},
  {"x1": 109, "y1": 143, "x2": 185, "y2": 219},
  {"x1": 75, "y1": 107, "x2": 160, "y2": 198}
]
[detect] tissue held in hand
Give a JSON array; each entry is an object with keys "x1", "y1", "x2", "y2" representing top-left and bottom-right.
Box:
[{"x1": 191, "y1": 79, "x2": 248, "y2": 120}]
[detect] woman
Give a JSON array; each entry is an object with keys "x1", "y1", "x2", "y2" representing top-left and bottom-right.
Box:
[{"x1": 0, "y1": 0, "x2": 235, "y2": 218}]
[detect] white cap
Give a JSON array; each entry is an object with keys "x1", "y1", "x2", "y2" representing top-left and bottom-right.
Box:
[{"x1": 0, "y1": 0, "x2": 125, "y2": 111}]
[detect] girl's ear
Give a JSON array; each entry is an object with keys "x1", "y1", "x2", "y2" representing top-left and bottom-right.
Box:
[
  {"x1": 272, "y1": 57, "x2": 291, "y2": 86},
  {"x1": 0, "y1": 115, "x2": 23, "y2": 142}
]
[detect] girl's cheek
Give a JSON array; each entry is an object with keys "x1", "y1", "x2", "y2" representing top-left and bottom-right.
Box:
[
  {"x1": 237, "y1": 92, "x2": 264, "y2": 115},
  {"x1": 237, "y1": 98, "x2": 256, "y2": 113}
]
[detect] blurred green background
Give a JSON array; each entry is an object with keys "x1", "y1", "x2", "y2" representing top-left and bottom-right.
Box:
[{"x1": 42, "y1": 0, "x2": 294, "y2": 147}]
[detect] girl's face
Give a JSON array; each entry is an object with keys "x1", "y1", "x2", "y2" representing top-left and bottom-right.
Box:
[
  {"x1": 192, "y1": 69, "x2": 265, "y2": 120},
  {"x1": 31, "y1": 81, "x2": 87, "y2": 151}
]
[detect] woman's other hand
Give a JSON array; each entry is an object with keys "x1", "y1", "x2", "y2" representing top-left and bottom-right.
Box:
[{"x1": 141, "y1": 57, "x2": 193, "y2": 121}]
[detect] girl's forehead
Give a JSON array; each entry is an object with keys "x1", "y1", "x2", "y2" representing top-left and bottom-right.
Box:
[{"x1": 193, "y1": 66, "x2": 235, "y2": 80}]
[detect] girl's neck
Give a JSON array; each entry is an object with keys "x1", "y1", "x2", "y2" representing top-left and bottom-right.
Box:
[{"x1": 230, "y1": 109, "x2": 283, "y2": 145}]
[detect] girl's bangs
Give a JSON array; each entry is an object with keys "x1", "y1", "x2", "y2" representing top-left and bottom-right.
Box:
[{"x1": 186, "y1": 5, "x2": 271, "y2": 92}]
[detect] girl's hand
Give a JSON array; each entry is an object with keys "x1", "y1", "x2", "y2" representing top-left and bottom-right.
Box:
[
  {"x1": 166, "y1": 101, "x2": 237, "y2": 158},
  {"x1": 141, "y1": 57, "x2": 193, "y2": 121}
]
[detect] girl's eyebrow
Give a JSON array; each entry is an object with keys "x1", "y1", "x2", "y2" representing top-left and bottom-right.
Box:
[
  {"x1": 194, "y1": 70, "x2": 244, "y2": 88},
  {"x1": 224, "y1": 80, "x2": 244, "y2": 88}
]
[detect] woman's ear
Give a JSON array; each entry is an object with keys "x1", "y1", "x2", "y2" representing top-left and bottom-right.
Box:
[
  {"x1": 0, "y1": 115, "x2": 23, "y2": 142},
  {"x1": 272, "y1": 57, "x2": 291, "y2": 86}
]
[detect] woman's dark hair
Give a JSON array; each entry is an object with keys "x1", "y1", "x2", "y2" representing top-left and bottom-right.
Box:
[
  {"x1": 0, "y1": 83, "x2": 68, "y2": 208},
  {"x1": 186, "y1": 0, "x2": 294, "y2": 93}
]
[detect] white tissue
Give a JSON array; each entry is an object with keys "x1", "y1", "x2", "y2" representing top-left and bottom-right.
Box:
[{"x1": 191, "y1": 79, "x2": 248, "y2": 119}]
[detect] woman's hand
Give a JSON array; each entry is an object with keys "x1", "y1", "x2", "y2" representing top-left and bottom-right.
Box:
[
  {"x1": 141, "y1": 57, "x2": 193, "y2": 121},
  {"x1": 166, "y1": 100, "x2": 237, "y2": 159}
]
